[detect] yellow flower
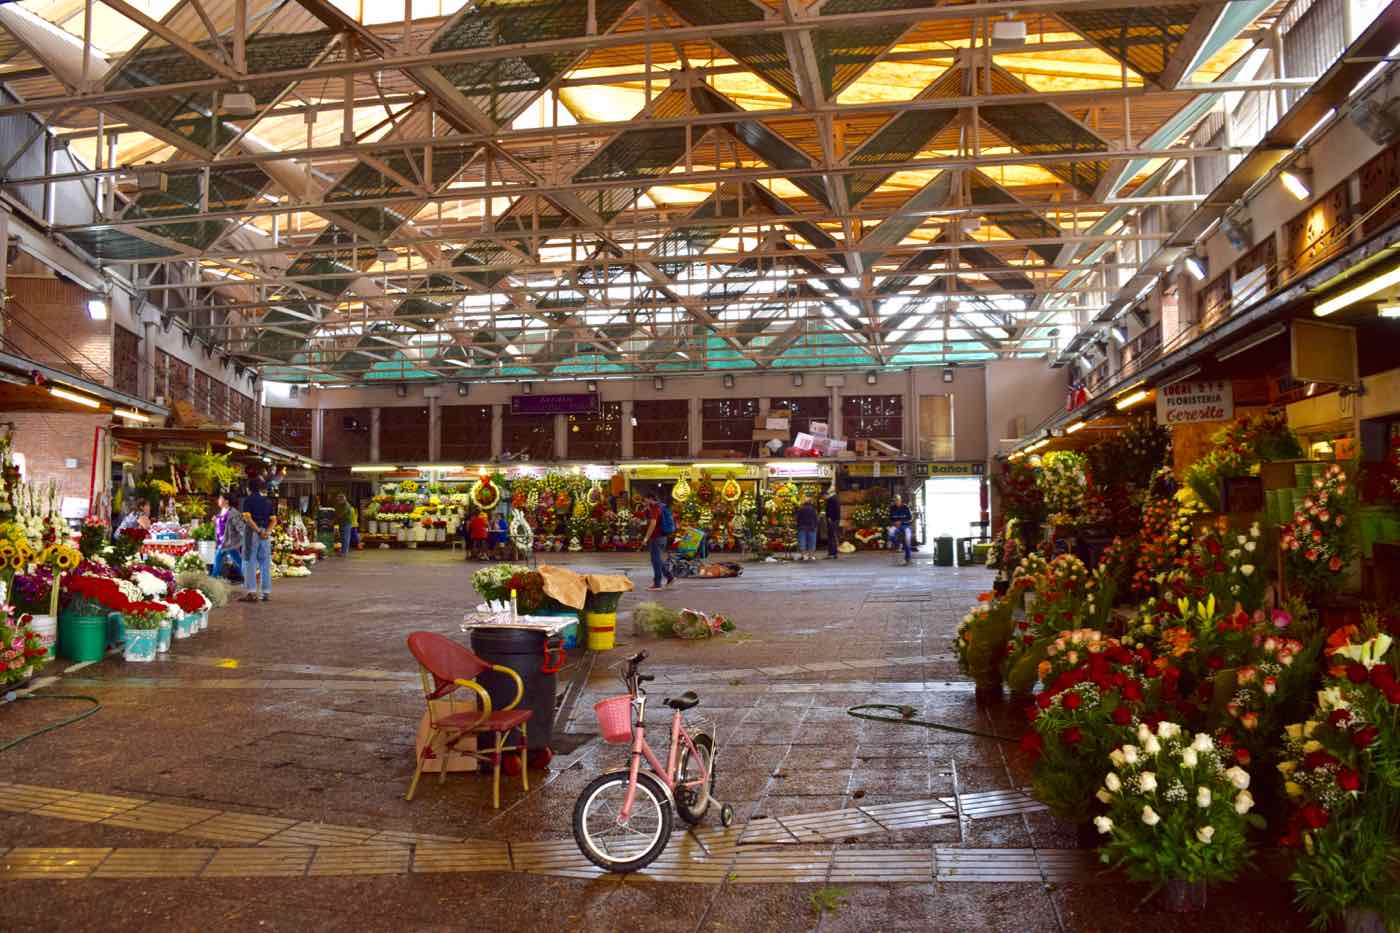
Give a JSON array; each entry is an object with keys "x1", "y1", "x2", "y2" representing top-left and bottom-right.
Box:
[{"x1": 1284, "y1": 781, "x2": 1303, "y2": 798}]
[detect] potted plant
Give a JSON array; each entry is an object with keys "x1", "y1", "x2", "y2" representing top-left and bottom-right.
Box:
[
  {"x1": 1095, "y1": 721, "x2": 1260, "y2": 912},
  {"x1": 174, "y1": 588, "x2": 211, "y2": 634},
  {"x1": 121, "y1": 602, "x2": 166, "y2": 662},
  {"x1": 0, "y1": 607, "x2": 46, "y2": 689},
  {"x1": 191, "y1": 521, "x2": 217, "y2": 566},
  {"x1": 954, "y1": 592, "x2": 1018, "y2": 703}
]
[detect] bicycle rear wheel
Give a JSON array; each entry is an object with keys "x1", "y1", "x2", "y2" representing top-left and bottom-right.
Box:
[
  {"x1": 573, "y1": 771, "x2": 673, "y2": 873},
  {"x1": 675, "y1": 733, "x2": 715, "y2": 824}
]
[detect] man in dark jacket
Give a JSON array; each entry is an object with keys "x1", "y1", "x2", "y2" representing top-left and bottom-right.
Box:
[{"x1": 825, "y1": 490, "x2": 841, "y2": 559}]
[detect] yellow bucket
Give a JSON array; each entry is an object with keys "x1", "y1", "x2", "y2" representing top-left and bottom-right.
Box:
[{"x1": 585, "y1": 611, "x2": 617, "y2": 651}]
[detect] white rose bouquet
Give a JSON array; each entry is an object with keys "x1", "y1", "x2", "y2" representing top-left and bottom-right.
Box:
[{"x1": 1096, "y1": 721, "x2": 1261, "y2": 887}]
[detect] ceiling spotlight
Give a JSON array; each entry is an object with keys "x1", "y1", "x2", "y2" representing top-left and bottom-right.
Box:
[
  {"x1": 522, "y1": 382, "x2": 533, "y2": 394},
  {"x1": 1281, "y1": 170, "x2": 1312, "y2": 201},
  {"x1": 865, "y1": 370, "x2": 878, "y2": 385},
  {"x1": 724, "y1": 374, "x2": 735, "y2": 389},
  {"x1": 586, "y1": 380, "x2": 597, "y2": 392},
  {"x1": 457, "y1": 382, "x2": 470, "y2": 396},
  {"x1": 221, "y1": 90, "x2": 257, "y2": 116},
  {"x1": 395, "y1": 384, "x2": 408, "y2": 398},
  {"x1": 134, "y1": 166, "x2": 166, "y2": 193},
  {"x1": 992, "y1": 14, "x2": 1027, "y2": 45},
  {"x1": 791, "y1": 373, "x2": 803, "y2": 387},
  {"x1": 942, "y1": 368, "x2": 955, "y2": 383},
  {"x1": 654, "y1": 376, "x2": 665, "y2": 391},
  {"x1": 1183, "y1": 255, "x2": 1207, "y2": 282},
  {"x1": 86, "y1": 298, "x2": 108, "y2": 321}
]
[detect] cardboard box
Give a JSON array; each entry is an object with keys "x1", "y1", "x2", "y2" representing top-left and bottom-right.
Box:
[
  {"x1": 765, "y1": 417, "x2": 791, "y2": 431},
  {"x1": 414, "y1": 699, "x2": 479, "y2": 773},
  {"x1": 821, "y1": 438, "x2": 848, "y2": 455},
  {"x1": 867, "y1": 438, "x2": 901, "y2": 457},
  {"x1": 752, "y1": 428, "x2": 791, "y2": 442},
  {"x1": 793, "y1": 432, "x2": 817, "y2": 451},
  {"x1": 810, "y1": 421, "x2": 829, "y2": 437},
  {"x1": 854, "y1": 438, "x2": 869, "y2": 455}
]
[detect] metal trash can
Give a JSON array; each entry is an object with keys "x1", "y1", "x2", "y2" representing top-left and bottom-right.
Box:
[
  {"x1": 469, "y1": 628, "x2": 556, "y2": 750},
  {"x1": 935, "y1": 535, "x2": 955, "y2": 567}
]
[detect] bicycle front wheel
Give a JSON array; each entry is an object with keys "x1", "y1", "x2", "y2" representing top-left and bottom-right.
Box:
[{"x1": 573, "y1": 771, "x2": 673, "y2": 873}]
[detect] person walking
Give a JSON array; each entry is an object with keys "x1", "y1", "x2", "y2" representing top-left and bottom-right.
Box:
[
  {"x1": 642, "y1": 493, "x2": 675, "y2": 591},
  {"x1": 824, "y1": 489, "x2": 842, "y2": 559},
  {"x1": 890, "y1": 493, "x2": 914, "y2": 565},
  {"x1": 468, "y1": 509, "x2": 489, "y2": 561},
  {"x1": 795, "y1": 497, "x2": 819, "y2": 561},
  {"x1": 334, "y1": 493, "x2": 357, "y2": 557},
  {"x1": 212, "y1": 493, "x2": 245, "y2": 581},
  {"x1": 239, "y1": 479, "x2": 277, "y2": 603}
]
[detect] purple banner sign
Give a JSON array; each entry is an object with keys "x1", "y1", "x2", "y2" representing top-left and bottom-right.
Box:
[{"x1": 510, "y1": 393, "x2": 599, "y2": 415}]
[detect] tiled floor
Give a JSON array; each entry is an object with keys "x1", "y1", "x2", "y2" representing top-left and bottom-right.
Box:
[{"x1": 0, "y1": 551, "x2": 1311, "y2": 931}]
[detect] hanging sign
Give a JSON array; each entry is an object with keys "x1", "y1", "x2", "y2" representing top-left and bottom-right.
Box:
[
  {"x1": 510, "y1": 393, "x2": 599, "y2": 415},
  {"x1": 1155, "y1": 380, "x2": 1234, "y2": 425},
  {"x1": 914, "y1": 462, "x2": 985, "y2": 478}
]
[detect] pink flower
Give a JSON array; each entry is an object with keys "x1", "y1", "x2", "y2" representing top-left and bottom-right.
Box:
[
  {"x1": 1272, "y1": 610, "x2": 1292, "y2": 629},
  {"x1": 1318, "y1": 511, "x2": 1331, "y2": 523}
]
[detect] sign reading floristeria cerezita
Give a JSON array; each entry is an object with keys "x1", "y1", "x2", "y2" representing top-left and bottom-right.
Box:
[{"x1": 1155, "y1": 380, "x2": 1234, "y2": 425}]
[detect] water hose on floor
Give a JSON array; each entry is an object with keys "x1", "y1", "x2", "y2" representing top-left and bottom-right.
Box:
[
  {"x1": 0, "y1": 693, "x2": 102, "y2": 752},
  {"x1": 846, "y1": 704, "x2": 1018, "y2": 743}
]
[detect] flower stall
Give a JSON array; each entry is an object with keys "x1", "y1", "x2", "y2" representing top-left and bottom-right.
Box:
[{"x1": 959, "y1": 405, "x2": 1400, "y2": 920}]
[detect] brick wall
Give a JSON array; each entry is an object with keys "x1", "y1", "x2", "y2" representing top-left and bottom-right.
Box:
[
  {"x1": 3, "y1": 276, "x2": 112, "y2": 385},
  {"x1": 7, "y1": 411, "x2": 110, "y2": 502}
]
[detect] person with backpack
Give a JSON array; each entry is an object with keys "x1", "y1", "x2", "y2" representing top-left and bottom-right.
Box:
[{"x1": 643, "y1": 492, "x2": 676, "y2": 591}]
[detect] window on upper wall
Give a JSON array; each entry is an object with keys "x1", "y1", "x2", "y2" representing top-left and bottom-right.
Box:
[
  {"x1": 378, "y1": 406, "x2": 430, "y2": 463},
  {"x1": 440, "y1": 404, "x2": 493, "y2": 463},
  {"x1": 568, "y1": 401, "x2": 622, "y2": 461},
  {"x1": 841, "y1": 394, "x2": 903, "y2": 451},
  {"x1": 168, "y1": 358, "x2": 191, "y2": 404},
  {"x1": 212, "y1": 381, "x2": 229, "y2": 422},
  {"x1": 194, "y1": 370, "x2": 212, "y2": 415},
  {"x1": 113, "y1": 327, "x2": 141, "y2": 398},
  {"x1": 503, "y1": 411, "x2": 555, "y2": 461},
  {"x1": 632, "y1": 399, "x2": 689, "y2": 459},
  {"x1": 322, "y1": 408, "x2": 371, "y2": 464},
  {"x1": 153, "y1": 350, "x2": 170, "y2": 401},
  {"x1": 701, "y1": 398, "x2": 758, "y2": 455},
  {"x1": 270, "y1": 408, "x2": 312, "y2": 455},
  {"x1": 767, "y1": 396, "x2": 830, "y2": 439}
]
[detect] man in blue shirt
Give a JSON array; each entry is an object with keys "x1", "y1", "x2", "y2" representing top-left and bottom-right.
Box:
[
  {"x1": 239, "y1": 479, "x2": 278, "y2": 603},
  {"x1": 890, "y1": 493, "x2": 914, "y2": 565}
]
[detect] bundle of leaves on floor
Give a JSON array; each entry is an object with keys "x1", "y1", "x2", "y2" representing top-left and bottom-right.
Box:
[
  {"x1": 633, "y1": 602, "x2": 735, "y2": 639},
  {"x1": 176, "y1": 570, "x2": 232, "y2": 609}
]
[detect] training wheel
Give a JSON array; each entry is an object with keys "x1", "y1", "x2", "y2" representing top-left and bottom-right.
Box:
[
  {"x1": 528, "y1": 747, "x2": 553, "y2": 770},
  {"x1": 719, "y1": 803, "x2": 735, "y2": 827}
]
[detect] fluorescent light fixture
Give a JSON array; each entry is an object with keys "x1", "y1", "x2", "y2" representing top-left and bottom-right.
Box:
[
  {"x1": 1183, "y1": 256, "x2": 1207, "y2": 282},
  {"x1": 1110, "y1": 325, "x2": 1128, "y2": 345},
  {"x1": 692, "y1": 463, "x2": 742, "y2": 469},
  {"x1": 1025, "y1": 438, "x2": 1049, "y2": 453},
  {"x1": 350, "y1": 465, "x2": 397, "y2": 473},
  {"x1": 444, "y1": 359, "x2": 472, "y2": 368},
  {"x1": 1115, "y1": 389, "x2": 1151, "y2": 410},
  {"x1": 50, "y1": 386, "x2": 100, "y2": 408},
  {"x1": 1216, "y1": 322, "x2": 1287, "y2": 361},
  {"x1": 86, "y1": 298, "x2": 108, "y2": 320},
  {"x1": 1379, "y1": 302, "x2": 1400, "y2": 318},
  {"x1": 225, "y1": 440, "x2": 249, "y2": 450},
  {"x1": 1065, "y1": 420, "x2": 1087, "y2": 434},
  {"x1": 114, "y1": 408, "x2": 149, "y2": 422},
  {"x1": 504, "y1": 344, "x2": 523, "y2": 356},
  {"x1": 1281, "y1": 170, "x2": 1312, "y2": 201},
  {"x1": 1316, "y1": 264, "x2": 1400, "y2": 317},
  {"x1": 624, "y1": 463, "x2": 665, "y2": 470},
  {"x1": 221, "y1": 90, "x2": 257, "y2": 115},
  {"x1": 1008, "y1": 451, "x2": 1024, "y2": 461}
]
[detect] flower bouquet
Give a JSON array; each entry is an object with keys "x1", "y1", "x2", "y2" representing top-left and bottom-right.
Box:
[
  {"x1": 1096, "y1": 722, "x2": 1260, "y2": 910},
  {"x1": 120, "y1": 599, "x2": 168, "y2": 661},
  {"x1": 954, "y1": 593, "x2": 1018, "y2": 696},
  {"x1": 1280, "y1": 631, "x2": 1400, "y2": 929},
  {"x1": 1282, "y1": 463, "x2": 1357, "y2": 598}
]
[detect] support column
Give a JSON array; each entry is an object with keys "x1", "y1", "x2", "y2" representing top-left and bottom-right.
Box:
[
  {"x1": 688, "y1": 396, "x2": 702, "y2": 458},
  {"x1": 428, "y1": 396, "x2": 441, "y2": 461},
  {"x1": 906, "y1": 367, "x2": 917, "y2": 458},
  {"x1": 828, "y1": 385, "x2": 842, "y2": 439},
  {"x1": 620, "y1": 399, "x2": 634, "y2": 459},
  {"x1": 310, "y1": 406, "x2": 324, "y2": 461},
  {"x1": 554, "y1": 413, "x2": 568, "y2": 461},
  {"x1": 141, "y1": 317, "x2": 158, "y2": 402},
  {"x1": 491, "y1": 404, "x2": 503, "y2": 460},
  {"x1": 370, "y1": 407, "x2": 381, "y2": 463}
]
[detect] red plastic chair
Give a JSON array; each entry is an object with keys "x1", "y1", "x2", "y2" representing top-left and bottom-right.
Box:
[{"x1": 405, "y1": 631, "x2": 532, "y2": 808}]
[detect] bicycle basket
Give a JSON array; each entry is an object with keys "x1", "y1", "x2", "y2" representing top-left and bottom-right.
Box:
[{"x1": 594, "y1": 695, "x2": 634, "y2": 744}]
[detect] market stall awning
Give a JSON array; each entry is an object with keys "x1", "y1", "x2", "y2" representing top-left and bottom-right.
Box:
[
  {"x1": 111, "y1": 425, "x2": 320, "y2": 469},
  {"x1": 0, "y1": 349, "x2": 167, "y2": 420}
]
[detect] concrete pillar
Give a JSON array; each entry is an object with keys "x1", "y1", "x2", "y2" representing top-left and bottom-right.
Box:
[
  {"x1": 369, "y1": 407, "x2": 381, "y2": 462},
  {"x1": 490, "y1": 404, "x2": 503, "y2": 460},
  {"x1": 554, "y1": 413, "x2": 568, "y2": 461},
  {"x1": 0, "y1": 212, "x2": 7, "y2": 342},
  {"x1": 620, "y1": 399, "x2": 634, "y2": 458},
  {"x1": 310, "y1": 406, "x2": 324, "y2": 461},
  {"x1": 906, "y1": 367, "x2": 918, "y2": 457},
  {"x1": 141, "y1": 318, "x2": 158, "y2": 401},
  {"x1": 828, "y1": 385, "x2": 842, "y2": 438},
  {"x1": 688, "y1": 396, "x2": 702, "y2": 458},
  {"x1": 428, "y1": 396, "x2": 441, "y2": 461}
]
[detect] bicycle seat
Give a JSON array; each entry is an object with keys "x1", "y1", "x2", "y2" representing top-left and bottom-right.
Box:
[{"x1": 664, "y1": 691, "x2": 699, "y2": 711}]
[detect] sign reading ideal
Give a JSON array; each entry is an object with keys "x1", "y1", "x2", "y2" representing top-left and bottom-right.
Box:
[{"x1": 1155, "y1": 380, "x2": 1234, "y2": 425}]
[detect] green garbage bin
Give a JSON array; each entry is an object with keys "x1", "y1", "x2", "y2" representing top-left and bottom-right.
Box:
[{"x1": 935, "y1": 536, "x2": 955, "y2": 567}]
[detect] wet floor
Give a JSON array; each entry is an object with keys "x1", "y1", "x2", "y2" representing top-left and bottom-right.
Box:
[{"x1": 1, "y1": 550, "x2": 1308, "y2": 931}]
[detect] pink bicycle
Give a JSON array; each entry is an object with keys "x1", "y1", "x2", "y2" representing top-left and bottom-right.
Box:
[{"x1": 572, "y1": 650, "x2": 734, "y2": 872}]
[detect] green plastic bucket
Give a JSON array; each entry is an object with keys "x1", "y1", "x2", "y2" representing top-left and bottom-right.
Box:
[{"x1": 59, "y1": 613, "x2": 108, "y2": 662}]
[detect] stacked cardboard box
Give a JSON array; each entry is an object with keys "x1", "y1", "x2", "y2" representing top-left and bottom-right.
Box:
[{"x1": 751, "y1": 406, "x2": 792, "y2": 449}]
